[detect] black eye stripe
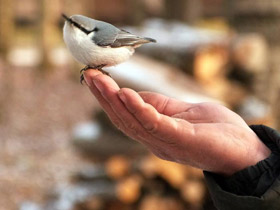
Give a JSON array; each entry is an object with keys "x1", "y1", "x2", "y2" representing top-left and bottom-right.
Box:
[{"x1": 69, "y1": 19, "x2": 98, "y2": 35}]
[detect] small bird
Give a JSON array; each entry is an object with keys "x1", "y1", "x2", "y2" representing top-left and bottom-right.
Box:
[{"x1": 62, "y1": 14, "x2": 156, "y2": 83}]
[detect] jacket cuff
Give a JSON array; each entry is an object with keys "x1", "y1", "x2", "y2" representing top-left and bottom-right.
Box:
[{"x1": 204, "y1": 125, "x2": 280, "y2": 208}]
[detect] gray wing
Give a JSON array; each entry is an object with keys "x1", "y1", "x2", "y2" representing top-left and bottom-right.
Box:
[
  {"x1": 110, "y1": 29, "x2": 156, "y2": 48},
  {"x1": 93, "y1": 23, "x2": 156, "y2": 48},
  {"x1": 92, "y1": 21, "x2": 120, "y2": 46}
]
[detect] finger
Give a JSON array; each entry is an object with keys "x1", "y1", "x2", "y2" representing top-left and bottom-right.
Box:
[
  {"x1": 84, "y1": 69, "x2": 125, "y2": 130},
  {"x1": 85, "y1": 70, "x2": 195, "y2": 163},
  {"x1": 84, "y1": 69, "x2": 110, "y2": 106},
  {"x1": 138, "y1": 92, "x2": 193, "y2": 116},
  {"x1": 85, "y1": 70, "x2": 150, "y2": 143},
  {"x1": 119, "y1": 88, "x2": 194, "y2": 142},
  {"x1": 90, "y1": 73, "x2": 158, "y2": 145}
]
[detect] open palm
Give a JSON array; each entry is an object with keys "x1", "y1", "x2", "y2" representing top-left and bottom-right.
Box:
[{"x1": 84, "y1": 70, "x2": 270, "y2": 176}]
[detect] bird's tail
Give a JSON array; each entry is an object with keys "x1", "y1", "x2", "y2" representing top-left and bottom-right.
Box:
[
  {"x1": 130, "y1": 37, "x2": 157, "y2": 48},
  {"x1": 143, "y1": 37, "x2": 157, "y2": 43}
]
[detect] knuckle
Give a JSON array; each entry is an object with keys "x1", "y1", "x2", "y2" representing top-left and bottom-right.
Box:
[
  {"x1": 144, "y1": 117, "x2": 160, "y2": 134},
  {"x1": 134, "y1": 104, "x2": 147, "y2": 118},
  {"x1": 126, "y1": 123, "x2": 141, "y2": 138},
  {"x1": 161, "y1": 98, "x2": 171, "y2": 113},
  {"x1": 186, "y1": 106, "x2": 198, "y2": 115},
  {"x1": 144, "y1": 123, "x2": 158, "y2": 133},
  {"x1": 129, "y1": 106, "x2": 140, "y2": 115},
  {"x1": 127, "y1": 122, "x2": 137, "y2": 131}
]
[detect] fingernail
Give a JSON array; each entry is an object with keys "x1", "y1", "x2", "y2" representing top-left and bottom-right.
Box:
[
  {"x1": 84, "y1": 75, "x2": 92, "y2": 87},
  {"x1": 118, "y1": 91, "x2": 127, "y2": 104},
  {"x1": 93, "y1": 78, "x2": 104, "y2": 92}
]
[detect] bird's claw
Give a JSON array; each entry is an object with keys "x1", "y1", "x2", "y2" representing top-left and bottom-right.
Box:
[
  {"x1": 80, "y1": 74, "x2": 85, "y2": 84},
  {"x1": 80, "y1": 64, "x2": 110, "y2": 84}
]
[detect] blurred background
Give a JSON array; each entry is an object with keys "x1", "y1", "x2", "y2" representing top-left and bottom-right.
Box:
[{"x1": 0, "y1": 0, "x2": 280, "y2": 209}]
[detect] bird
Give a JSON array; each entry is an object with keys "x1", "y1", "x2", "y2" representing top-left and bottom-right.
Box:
[{"x1": 62, "y1": 14, "x2": 156, "y2": 83}]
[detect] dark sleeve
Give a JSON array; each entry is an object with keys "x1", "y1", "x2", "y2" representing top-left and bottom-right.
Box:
[{"x1": 204, "y1": 125, "x2": 280, "y2": 210}]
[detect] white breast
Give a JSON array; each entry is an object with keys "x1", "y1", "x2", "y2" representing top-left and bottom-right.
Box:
[{"x1": 63, "y1": 23, "x2": 135, "y2": 67}]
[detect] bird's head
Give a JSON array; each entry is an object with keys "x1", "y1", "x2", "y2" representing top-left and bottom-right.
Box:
[{"x1": 62, "y1": 14, "x2": 99, "y2": 35}]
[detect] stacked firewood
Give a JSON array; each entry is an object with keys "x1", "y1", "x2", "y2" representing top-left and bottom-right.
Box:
[
  {"x1": 64, "y1": 109, "x2": 212, "y2": 210},
  {"x1": 72, "y1": 154, "x2": 208, "y2": 210},
  {"x1": 225, "y1": 0, "x2": 280, "y2": 127},
  {"x1": 192, "y1": 35, "x2": 273, "y2": 126}
]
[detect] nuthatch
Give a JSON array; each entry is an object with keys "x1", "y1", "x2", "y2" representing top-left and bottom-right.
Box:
[{"x1": 62, "y1": 14, "x2": 156, "y2": 83}]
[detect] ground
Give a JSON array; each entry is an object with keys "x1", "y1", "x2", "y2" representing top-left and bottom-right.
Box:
[{"x1": 0, "y1": 61, "x2": 97, "y2": 210}]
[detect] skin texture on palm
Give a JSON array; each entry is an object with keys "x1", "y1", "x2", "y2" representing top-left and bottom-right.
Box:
[{"x1": 84, "y1": 70, "x2": 271, "y2": 176}]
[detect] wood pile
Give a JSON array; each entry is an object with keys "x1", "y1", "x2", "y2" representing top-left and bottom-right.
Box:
[
  {"x1": 225, "y1": 0, "x2": 280, "y2": 128},
  {"x1": 71, "y1": 154, "x2": 208, "y2": 210},
  {"x1": 61, "y1": 108, "x2": 212, "y2": 210},
  {"x1": 193, "y1": 35, "x2": 274, "y2": 126}
]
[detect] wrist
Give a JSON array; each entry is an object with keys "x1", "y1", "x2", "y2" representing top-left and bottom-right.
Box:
[{"x1": 221, "y1": 132, "x2": 271, "y2": 177}]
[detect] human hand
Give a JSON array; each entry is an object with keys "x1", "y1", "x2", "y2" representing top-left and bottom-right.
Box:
[{"x1": 84, "y1": 70, "x2": 271, "y2": 176}]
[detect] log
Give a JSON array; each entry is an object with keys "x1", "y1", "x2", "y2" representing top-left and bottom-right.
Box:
[
  {"x1": 105, "y1": 155, "x2": 131, "y2": 179},
  {"x1": 151, "y1": 157, "x2": 187, "y2": 189},
  {"x1": 75, "y1": 196, "x2": 104, "y2": 210},
  {"x1": 140, "y1": 155, "x2": 159, "y2": 178},
  {"x1": 193, "y1": 34, "x2": 269, "y2": 108},
  {"x1": 180, "y1": 180, "x2": 206, "y2": 205},
  {"x1": 140, "y1": 155, "x2": 187, "y2": 189},
  {"x1": 139, "y1": 195, "x2": 184, "y2": 210},
  {"x1": 231, "y1": 34, "x2": 268, "y2": 74},
  {"x1": 194, "y1": 45, "x2": 229, "y2": 83},
  {"x1": 116, "y1": 174, "x2": 142, "y2": 204},
  {"x1": 187, "y1": 167, "x2": 204, "y2": 179}
]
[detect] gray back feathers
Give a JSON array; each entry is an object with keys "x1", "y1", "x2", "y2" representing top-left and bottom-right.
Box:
[{"x1": 70, "y1": 15, "x2": 156, "y2": 48}]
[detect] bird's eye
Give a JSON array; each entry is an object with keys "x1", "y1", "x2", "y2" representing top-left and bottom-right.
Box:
[{"x1": 92, "y1": 27, "x2": 99, "y2": 32}]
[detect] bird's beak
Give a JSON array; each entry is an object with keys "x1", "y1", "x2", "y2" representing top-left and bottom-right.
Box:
[{"x1": 62, "y1": 13, "x2": 71, "y2": 22}]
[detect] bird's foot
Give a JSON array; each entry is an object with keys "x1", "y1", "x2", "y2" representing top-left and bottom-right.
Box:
[
  {"x1": 98, "y1": 68, "x2": 111, "y2": 77},
  {"x1": 80, "y1": 64, "x2": 110, "y2": 84}
]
